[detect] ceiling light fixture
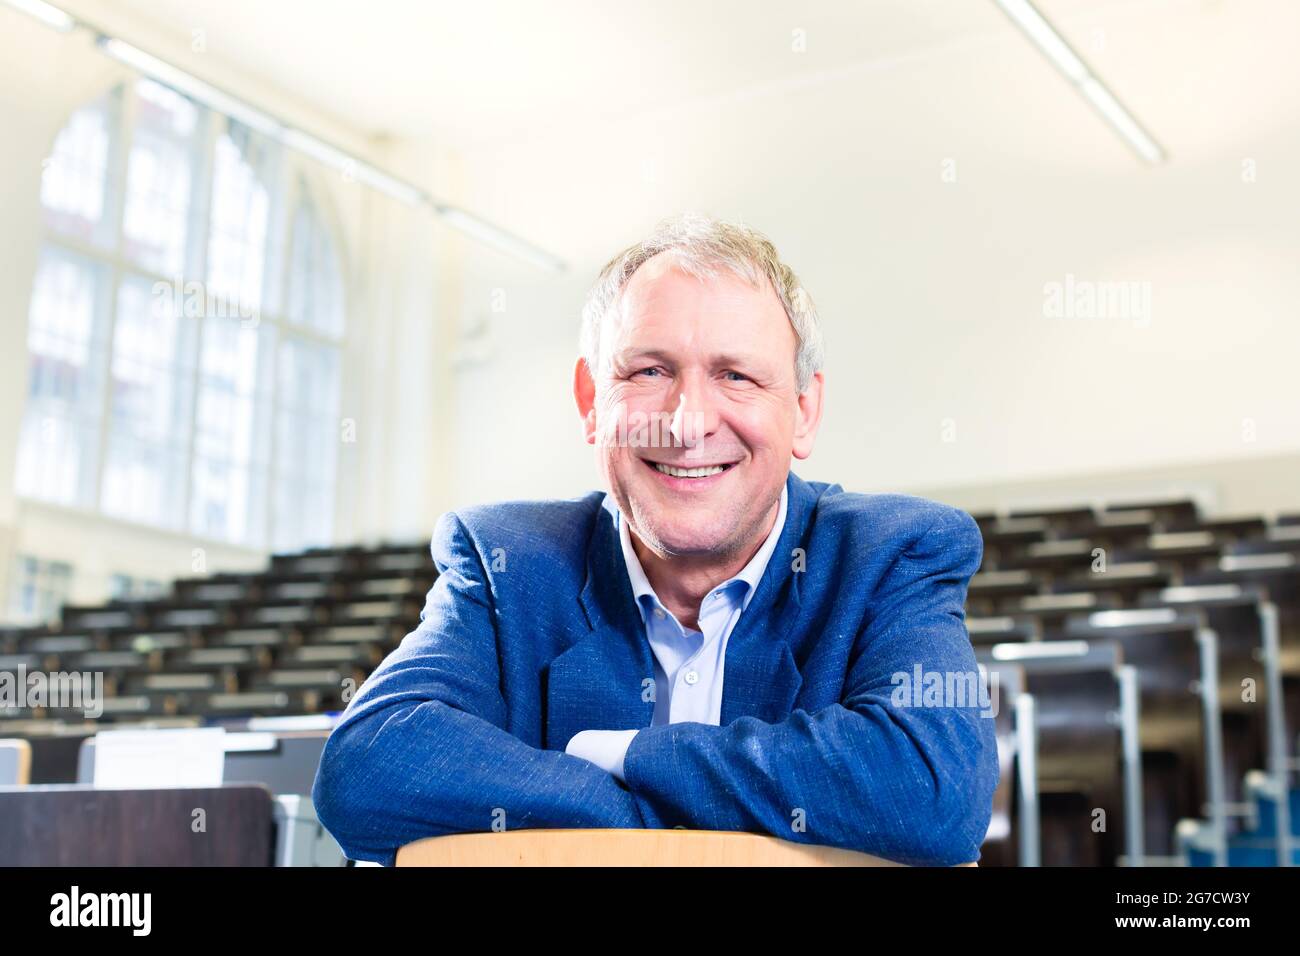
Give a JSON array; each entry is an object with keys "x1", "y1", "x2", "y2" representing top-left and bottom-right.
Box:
[{"x1": 993, "y1": 0, "x2": 1166, "y2": 164}]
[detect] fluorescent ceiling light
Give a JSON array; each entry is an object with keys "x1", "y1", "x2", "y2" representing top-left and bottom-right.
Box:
[
  {"x1": 67, "y1": 25, "x2": 567, "y2": 270},
  {"x1": 2, "y1": 0, "x2": 75, "y2": 32},
  {"x1": 280, "y1": 128, "x2": 356, "y2": 172},
  {"x1": 996, "y1": 0, "x2": 1087, "y2": 82},
  {"x1": 281, "y1": 129, "x2": 426, "y2": 206},
  {"x1": 354, "y1": 165, "x2": 427, "y2": 207},
  {"x1": 437, "y1": 207, "x2": 567, "y2": 273},
  {"x1": 993, "y1": 0, "x2": 1166, "y2": 164},
  {"x1": 98, "y1": 37, "x2": 283, "y2": 138},
  {"x1": 1078, "y1": 78, "x2": 1164, "y2": 164}
]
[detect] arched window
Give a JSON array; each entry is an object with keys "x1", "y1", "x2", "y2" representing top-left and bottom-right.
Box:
[{"x1": 17, "y1": 79, "x2": 347, "y2": 550}]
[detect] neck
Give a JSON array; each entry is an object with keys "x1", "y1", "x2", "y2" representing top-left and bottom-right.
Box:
[{"x1": 630, "y1": 500, "x2": 779, "y2": 631}]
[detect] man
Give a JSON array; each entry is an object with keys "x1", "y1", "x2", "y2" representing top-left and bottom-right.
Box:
[{"x1": 313, "y1": 214, "x2": 998, "y2": 866}]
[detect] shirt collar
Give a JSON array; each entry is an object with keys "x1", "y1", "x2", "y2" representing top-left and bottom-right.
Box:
[{"x1": 617, "y1": 483, "x2": 789, "y2": 621}]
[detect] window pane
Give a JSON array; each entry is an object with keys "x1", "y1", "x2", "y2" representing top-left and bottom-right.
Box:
[
  {"x1": 190, "y1": 316, "x2": 274, "y2": 544},
  {"x1": 272, "y1": 338, "x2": 339, "y2": 550},
  {"x1": 191, "y1": 458, "x2": 268, "y2": 546},
  {"x1": 15, "y1": 246, "x2": 110, "y2": 505},
  {"x1": 121, "y1": 80, "x2": 202, "y2": 276},
  {"x1": 207, "y1": 120, "x2": 277, "y2": 316},
  {"x1": 100, "y1": 274, "x2": 195, "y2": 527},
  {"x1": 25, "y1": 247, "x2": 110, "y2": 409},
  {"x1": 287, "y1": 186, "x2": 345, "y2": 338},
  {"x1": 277, "y1": 336, "x2": 340, "y2": 417},
  {"x1": 7, "y1": 556, "x2": 74, "y2": 626},
  {"x1": 14, "y1": 415, "x2": 102, "y2": 509},
  {"x1": 102, "y1": 438, "x2": 191, "y2": 529},
  {"x1": 274, "y1": 338, "x2": 339, "y2": 489},
  {"x1": 41, "y1": 86, "x2": 120, "y2": 247},
  {"x1": 194, "y1": 317, "x2": 274, "y2": 464},
  {"x1": 24, "y1": 85, "x2": 349, "y2": 554},
  {"x1": 273, "y1": 478, "x2": 333, "y2": 552},
  {"x1": 109, "y1": 573, "x2": 165, "y2": 601}
]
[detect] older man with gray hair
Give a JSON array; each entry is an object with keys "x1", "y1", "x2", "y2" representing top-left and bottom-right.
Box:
[{"x1": 314, "y1": 213, "x2": 998, "y2": 866}]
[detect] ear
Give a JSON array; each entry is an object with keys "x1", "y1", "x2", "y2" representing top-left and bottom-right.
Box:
[
  {"x1": 791, "y1": 371, "x2": 824, "y2": 461},
  {"x1": 573, "y1": 356, "x2": 598, "y2": 445}
]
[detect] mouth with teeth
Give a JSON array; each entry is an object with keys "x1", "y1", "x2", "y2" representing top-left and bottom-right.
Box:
[{"x1": 644, "y1": 459, "x2": 739, "y2": 484}]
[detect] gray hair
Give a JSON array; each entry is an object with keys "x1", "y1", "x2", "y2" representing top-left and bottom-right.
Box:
[{"x1": 579, "y1": 213, "x2": 824, "y2": 392}]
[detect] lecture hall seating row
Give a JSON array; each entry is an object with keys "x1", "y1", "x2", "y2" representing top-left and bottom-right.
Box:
[{"x1": 2, "y1": 499, "x2": 1298, "y2": 865}]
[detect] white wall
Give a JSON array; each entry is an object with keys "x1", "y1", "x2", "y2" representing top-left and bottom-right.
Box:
[
  {"x1": 441, "y1": 0, "x2": 1300, "y2": 514},
  {"x1": 915, "y1": 449, "x2": 1300, "y2": 521}
]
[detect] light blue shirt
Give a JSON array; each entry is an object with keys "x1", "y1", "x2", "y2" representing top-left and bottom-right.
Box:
[{"x1": 565, "y1": 485, "x2": 789, "y2": 780}]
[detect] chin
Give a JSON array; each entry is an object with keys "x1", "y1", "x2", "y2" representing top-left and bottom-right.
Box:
[{"x1": 638, "y1": 519, "x2": 731, "y2": 557}]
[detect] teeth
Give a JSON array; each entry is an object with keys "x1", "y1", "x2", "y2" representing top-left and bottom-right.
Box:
[{"x1": 654, "y1": 463, "x2": 727, "y2": 479}]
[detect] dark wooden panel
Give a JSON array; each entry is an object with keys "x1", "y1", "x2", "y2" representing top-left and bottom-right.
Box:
[{"x1": 0, "y1": 785, "x2": 275, "y2": 865}]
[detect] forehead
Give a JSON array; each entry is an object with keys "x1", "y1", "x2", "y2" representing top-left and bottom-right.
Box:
[{"x1": 613, "y1": 253, "x2": 792, "y2": 351}]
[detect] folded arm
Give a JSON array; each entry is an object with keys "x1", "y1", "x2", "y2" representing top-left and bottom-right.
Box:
[
  {"x1": 312, "y1": 512, "x2": 645, "y2": 865},
  {"x1": 618, "y1": 510, "x2": 998, "y2": 866}
]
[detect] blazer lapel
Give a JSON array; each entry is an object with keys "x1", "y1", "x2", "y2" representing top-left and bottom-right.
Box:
[
  {"x1": 546, "y1": 498, "x2": 656, "y2": 750},
  {"x1": 719, "y1": 473, "x2": 816, "y2": 725},
  {"x1": 551, "y1": 474, "x2": 820, "y2": 745}
]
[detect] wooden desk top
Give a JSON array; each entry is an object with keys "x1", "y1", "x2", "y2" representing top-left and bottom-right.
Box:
[{"x1": 396, "y1": 829, "x2": 911, "y2": 867}]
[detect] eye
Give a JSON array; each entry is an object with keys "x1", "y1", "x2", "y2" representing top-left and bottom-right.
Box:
[
  {"x1": 723, "y1": 370, "x2": 750, "y2": 382},
  {"x1": 634, "y1": 367, "x2": 663, "y2": 378}
]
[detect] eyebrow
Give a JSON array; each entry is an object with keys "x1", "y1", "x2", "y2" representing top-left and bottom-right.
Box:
[{"x1": 611, "y1": 347, "x2": 771, "y2": 370}]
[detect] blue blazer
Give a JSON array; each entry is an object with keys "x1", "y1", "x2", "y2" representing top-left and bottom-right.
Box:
[{"x1": 313, "y1": 472, "x2": 998, "y2": 866}]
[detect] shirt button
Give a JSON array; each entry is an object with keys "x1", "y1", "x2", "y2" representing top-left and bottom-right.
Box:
[
  {"x1": 683, "y1": 670, "x2": 699, "y2": 685},
  {"x1": 653, "y1": 608, "x2": 666, "y2": 620}
]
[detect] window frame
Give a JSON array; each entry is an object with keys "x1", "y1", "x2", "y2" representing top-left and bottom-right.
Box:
[{"x1": 23, "y1": 78, "x2": 350, "y2": 551}]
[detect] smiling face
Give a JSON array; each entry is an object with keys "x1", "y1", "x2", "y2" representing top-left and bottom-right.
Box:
[{"x1": 575, "y1": 252, "x2": 824, "y2": 562}]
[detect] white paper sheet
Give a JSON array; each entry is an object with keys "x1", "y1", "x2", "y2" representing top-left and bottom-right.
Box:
[{"x1": 93, "y1": 727, "x2": 227, "y2": 789}]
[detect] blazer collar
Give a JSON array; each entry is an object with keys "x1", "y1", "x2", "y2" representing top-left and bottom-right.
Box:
[
  {"x1": 614, "y1": 483, "x2": 789, "y2": 622},
  {"x1": 565, "y1": 472, "x2": 815, "y2": 730},
  {"x1": 580, "y1": 471, "x2": 815, "y2": 631}
]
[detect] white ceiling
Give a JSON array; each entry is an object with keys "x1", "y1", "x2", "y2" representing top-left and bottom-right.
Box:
[
  {"x1": 86, "y1": 0, "x2": 1300, "y2": 272},
  {"x1": 103, "y1": 0, "x2": 1124, "y2": 148}
]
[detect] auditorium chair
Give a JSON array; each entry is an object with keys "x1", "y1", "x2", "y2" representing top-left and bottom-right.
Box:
[
  {"x1": 967, "y1": 570, "x2": 1040, "y2": 616},
  {"x1": 1105, "y1": 499, "x2": 1200, "y2": 525},
  {"x1": 0, "y1": 739, "x2": 31, "y2": 785},
  {"x1": 977, "y1": 662, "x2": 1028, "y2": 866},
  {"x1": 1184, "y1": 556, "x2": 1300, "y2": 744},
  {"x1": 1059, "y1": 609, "x2": 1224, "y2": 862},
  {"x1": 976, "y1": 639, "x2": 1137, "y2": 866},
  {"x1": 1054, "y1": 559, "x2": 1169, "y2": 593},
  {"x1": 966, "y1": 616, "x2": 1039, "y2": 647}
]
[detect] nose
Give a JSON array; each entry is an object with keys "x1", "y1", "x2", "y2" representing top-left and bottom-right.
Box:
[{"x1": 666, "y1": 375, "x2": 720, "y2": 451}]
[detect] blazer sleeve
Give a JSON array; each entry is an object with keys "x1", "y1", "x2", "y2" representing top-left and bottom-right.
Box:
[
  {"x1": 312, "y1": 510, "x2": 646, "y2": 865},
  {"x1": 619, "y1": 507, "x2": 998, "y2": 866}
]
